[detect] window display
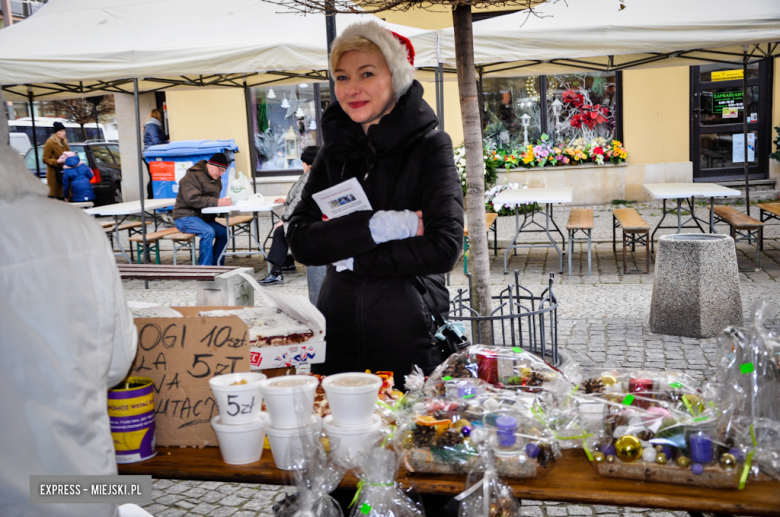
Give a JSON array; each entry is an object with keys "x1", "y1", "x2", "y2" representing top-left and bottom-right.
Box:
[
  {"x1": 481, "y1": 76, "x2": 543, "y2": 150},
  {"x1": 253, "y1": 83, "x2": 329, "y2": 171},
  {"x1": 545, "y1": 72, "x2": 617, "y2": 145}
]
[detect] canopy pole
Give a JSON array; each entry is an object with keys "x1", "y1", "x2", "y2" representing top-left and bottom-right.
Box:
[
  {"x1": 325, "y1": 0, "x2": 336, "y2": 94},
  {"x1": 435, "y1": 31, "x2": 444, "y2": 130},
  {"x1": 742, "y1": 45, "x2": 750, "y2": 217},
  {"x1": 133, "y1": 78, "x2": 148, "y2": 265},
  {"x1": 243, "y1": 76, "x2": 258, "y2": 194},
  {"x1": 27, "y1": 87, "x2": 41, "y2": 177}
]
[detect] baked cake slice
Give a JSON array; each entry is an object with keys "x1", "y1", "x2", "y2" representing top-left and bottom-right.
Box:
[{"x1": 198, "y1": 307, "x2": 314, "y2": 347}]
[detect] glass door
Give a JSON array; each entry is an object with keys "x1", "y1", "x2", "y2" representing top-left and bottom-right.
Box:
[{"x1": 690, "y1": 60, "x2": 772, "y2": 181}]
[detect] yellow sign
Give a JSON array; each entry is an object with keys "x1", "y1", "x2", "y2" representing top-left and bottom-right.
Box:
[
  {"x1": 722, "y1": 107, "x2": 739, "y2": 119},
  {"x1": 712, "y1": 70, "x2": 744, "y2": 82}
]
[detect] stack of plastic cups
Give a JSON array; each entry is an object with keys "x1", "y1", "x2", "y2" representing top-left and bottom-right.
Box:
[
  {"x1": 208, "y1": 372, "x2": 269, "y2": 465},
  {"x1": 259, "y1": 375, "x2": 322, "y2": 470},
  {"x1": 321, "y1": 373, "x2": 384, "y2": 462}
]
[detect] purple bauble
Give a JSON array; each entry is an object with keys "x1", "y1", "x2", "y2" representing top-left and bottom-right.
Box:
[
  {"x1": 525, "y1": 443, "x2": 540, "y2": 459},
  {"x1": 602, "y1": 445, "x2": 616, "y2": 458},
  {"x1": 662, "y1": 446, "x2": 672, "y2": 459},
  {"x1": 461, "y1": 426, "x2": 471, "y2": 438},
  {"x1": 691, "y1": 463, "x2": 704, "y2": 475},
  {"x1": 729, "y1": 448, "x2": 744, "y2": 461}
]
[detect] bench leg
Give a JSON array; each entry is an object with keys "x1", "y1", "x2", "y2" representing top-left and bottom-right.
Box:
[
  {"x1": 155, "y1": 242, "x2": 160, "y2": 265},
  {"x1": 623, "y1": 231, "x2": 627, "y2": 275},
  {"x1": 587, "y1": 229, "x2": 592, "y2": 276},
  {"x1": 463, "y1": 235, "x2": 468, "y2": 275},
  {"x1": 191, "y1": 240, "x2": 197, "y2": 265},
  {"x1": 612, "y1": 214, "x2": 616, "y2": 252},
  {"x1": 568, "y1": 230, "x2": 572, "y2": 275},
  {"x1": 645, "y1": 232, "x2": 650, "y2": 274},
  {"x1": 756, "y1": 229, "x2": 762, "y2": 269}
]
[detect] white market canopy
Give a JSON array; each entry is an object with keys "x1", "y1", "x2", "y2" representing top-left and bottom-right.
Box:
[
  {"x1": 0, "y1": 0, "x2": 439, "y2": 100},
  {"x1": 439, "y1": 0, "x2": 780, "y2": 76}
]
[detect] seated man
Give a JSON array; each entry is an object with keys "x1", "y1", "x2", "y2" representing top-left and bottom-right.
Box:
[{"x1": 173, "y1": 153, "x2": 233, "y2": 266}]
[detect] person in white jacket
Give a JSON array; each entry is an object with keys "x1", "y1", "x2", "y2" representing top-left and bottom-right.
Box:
[{"x1": 0, "y1": 92, "x2": 139, "y2": 517}]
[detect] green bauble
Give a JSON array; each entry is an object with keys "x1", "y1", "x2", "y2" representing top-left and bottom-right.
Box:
[
  {"x1": 655, "y1": 452, "x2": 669, "y2": 465},
  {"x1": 593, "y1": 452, "x2": 606, "y2": 463},
  {"x1": 615, "y1": 435, "x2": 643, "y2": 463},
  {"x1": 676, "y1": 456, "x2": 691, "y2": 468}
]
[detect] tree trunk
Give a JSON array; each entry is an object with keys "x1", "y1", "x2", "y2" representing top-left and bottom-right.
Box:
[{"x1": 452, "y1": 5, "x2": 492, "y2": 345}]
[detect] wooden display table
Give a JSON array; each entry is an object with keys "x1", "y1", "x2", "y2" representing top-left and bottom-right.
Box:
[{"x1": 117, "y1": 447, "x2": 780, "y2": 516}]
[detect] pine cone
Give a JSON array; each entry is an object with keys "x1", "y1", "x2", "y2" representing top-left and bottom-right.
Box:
[
  {"x1": 442, "y1": 358, "x2": 472, "y2": 379},
  {"x1": 412, "y1": 425, "x2": 437, "y2": 448},
  {"x1": 526, "y1": 372, "x2": 546, "y2": 387},
  {"x1": 434, "y1": 429, "x2": 463, "y2": 448},
  {"x1": 579, "y1": 378, "x2": 605, "y2": 394},
  {"x1": 536, "y1": 443, "x2": 554, "y2": 468}
]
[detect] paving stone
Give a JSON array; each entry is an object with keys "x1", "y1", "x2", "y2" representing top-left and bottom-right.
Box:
[
  {"x1": 175, "y1": 500, "x2": 196, "y2": 509},
  {"x1": 219, "y1": 495, "x2": 248, "y2": 506},
  {"x1": 241, "y1": 499, "x2": 269, "y2": 511},
  {"x1": 217, "y1": 485, "x2": 240, "y2": 495},
  {"x1": 208, "y1": 507, "x2": 238, "y2": 517},
  {"x1": 154, "y1": 480, "x2": 177, "y2": 490},
  {"x1": 233, "y1": 488, "x2": 259, "y2": 498},
  {"x1": 183, "y1": 487, "x2": 208, "y2": 498},
  {"x1": 140, "y1": 504, "x2": 168, "y2": 514},
  {"x1": 522, "y1": 500, "x2": 543, "y2": 506},
  {"x1": 566, "y1": 506, "x2": 593, "y2": 515},
  {"x1": 156, "y1": 494, "x2": 186, "y2": 505},
  {"x1": 199, "y1": 481, "x2": 224, "y2": 490},
  {"x1": 520, "y1": 506, "x2": 543, "y2": 517},
  {"x1": 593, "y1": 507, "x2": 619, "y2": 514},
  {"x1": 189, "y1": 503, "x2": 218, "y2": 515},
  {"x1": 546, "y1": 507, "x2": 568, "y2": 516},
  {"x1": 200, "y1": 491, "x2": 227, "y2": 504},
  {"x1": 157, "y1": 509, "x2": 187, "y2": 517},
  {"x1": 165, "y1": 484, "x2": 191, "y2": 495}
]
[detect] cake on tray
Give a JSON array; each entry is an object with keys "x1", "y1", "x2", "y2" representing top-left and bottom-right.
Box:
[{"x1": 198, "y1": 307, "x2": 314, "y2": 347}]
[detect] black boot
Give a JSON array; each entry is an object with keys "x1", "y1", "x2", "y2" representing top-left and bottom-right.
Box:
[
  {"x1": 281, "y1": 255, "x2": 296, "y2": 271},
  {"x1": 260, "y1": 271, "x2": 283, "y2": 285}
]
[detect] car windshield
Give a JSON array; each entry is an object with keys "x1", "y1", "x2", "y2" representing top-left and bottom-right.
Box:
[
  {"x1": 107, "y1": 145, "x2": 121, "y2": 166},
  {"x1": 68, "y1": 145, "x2": 89, "y2": 166},
  {"x1": 25, "y1": 148, "x2": 44, "y2": 169}
]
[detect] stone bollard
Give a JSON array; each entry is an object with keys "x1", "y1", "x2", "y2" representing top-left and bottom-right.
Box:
[
  {"x1": 196, "y1": 267, "x2": 255, "y2": 307},
  {"x1": 649, "y1": 234, "x2": 742, "y2": 338}
]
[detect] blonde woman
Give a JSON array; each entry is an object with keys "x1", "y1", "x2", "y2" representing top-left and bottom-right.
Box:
[
  {"x1": 287, "y1": 22, "x2": 464, "y2": 386},
  {"x1": 41, "y1": 121, "x2": 70, "y2": 199}
]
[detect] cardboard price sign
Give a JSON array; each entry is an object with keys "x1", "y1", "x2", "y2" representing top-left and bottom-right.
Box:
[{"x1": 130, "y1": 311, "x2": 250, "y2": 447}]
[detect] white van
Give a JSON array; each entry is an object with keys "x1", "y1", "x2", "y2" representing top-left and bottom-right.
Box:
[
  {"x1": 8, "y1": 117, "x2": 105, "y2": 146},
  {"x1": 9, "y1": 132, "x2": 32, "y2": 156}
]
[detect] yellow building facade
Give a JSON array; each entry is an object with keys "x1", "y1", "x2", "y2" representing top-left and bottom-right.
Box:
[{"x1": 164, "y1": 7, "x2": 779, "y2": 204}]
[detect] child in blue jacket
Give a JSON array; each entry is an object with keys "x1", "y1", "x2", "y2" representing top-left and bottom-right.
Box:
[{"x1": 61, "y1": 152, "x2": 96, "y2": 202}]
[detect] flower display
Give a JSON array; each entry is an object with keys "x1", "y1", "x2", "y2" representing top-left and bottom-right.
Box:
[
  {"x1": 510, "y1": 135, "x2": 626, "y2": 169},
  {"x1": 454, "y1": 145, "x2": 500, "y2": 195}
]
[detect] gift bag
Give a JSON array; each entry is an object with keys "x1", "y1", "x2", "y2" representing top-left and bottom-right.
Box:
[{"x1": 227, "y1": 170, "x2": 253, "y2": 202}]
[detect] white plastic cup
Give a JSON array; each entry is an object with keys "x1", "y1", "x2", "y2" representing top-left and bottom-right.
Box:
[
  {"x1": 323, "y1": 413, "x2": 382, "y2": 459},
  {"x1": 211, "y1": 412, "x2": 269, "y2": 465},
  {"x1": 264, "y1": 415, "x2": 323, "y2": 470},
  {"x1": 259, "y1": 375, "x2": 319, "y2": 429},
  {"x1": 321, "y1": 372, "x2": 382, "y2": 427},
  {"x1": 209, "y1": 372, "x2": 267, "y2": 425}
]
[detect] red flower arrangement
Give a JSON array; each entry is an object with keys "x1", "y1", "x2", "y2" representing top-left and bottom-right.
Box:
[
  {"x1": 592, "y1": 147, "x2": 604, "y2": 155},
  {"x1": 562, "y1": 90, "x2": 584, "y2": 108},
  {"x1": 579, "y1": 105, "x2": 610, "y2": 129},
  {"x1": 570, "y1": 114, "x2": 583, "y2": 129}
]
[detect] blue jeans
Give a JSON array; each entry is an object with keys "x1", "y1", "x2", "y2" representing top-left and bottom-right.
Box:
[{"x1": 174, "y1": 216, "x2": 228, "y2": 266}]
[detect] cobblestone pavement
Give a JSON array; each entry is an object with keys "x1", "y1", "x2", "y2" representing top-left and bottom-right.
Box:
[{"x1": 120, "y1": 203, "x2": 780, "y2": 516}]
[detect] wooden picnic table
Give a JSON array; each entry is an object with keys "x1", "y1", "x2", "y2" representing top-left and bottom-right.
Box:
[{"x1": 117, "y1": 447, "x2": 780, "y2": 516}]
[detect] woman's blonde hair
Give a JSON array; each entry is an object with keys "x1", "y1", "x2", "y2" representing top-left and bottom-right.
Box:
[
  {"x1": 146, "y1": 109, "x2": 163, "y2": 124},
  {"x1": 329, "y1": 36, "x2": 382, "y2": 76}
]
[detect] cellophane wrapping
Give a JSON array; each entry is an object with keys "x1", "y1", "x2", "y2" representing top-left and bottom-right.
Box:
[
  {"x1": 454, "y1": 446, "x2": 521, "y2": 517},
  {"x1": 711, "y1": 300, "x2": 780, "y2": 483},
  {"x1": 273, "y1": 380, "x2": 347, "y2": 517},
  {"x1": 348, "y1": 447, "x2": 424, "y2": 517}
]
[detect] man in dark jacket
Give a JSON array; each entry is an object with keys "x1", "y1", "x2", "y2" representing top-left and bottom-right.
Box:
[{"x1": 173, "y1": 153, "x2": 232, "y2": 266}]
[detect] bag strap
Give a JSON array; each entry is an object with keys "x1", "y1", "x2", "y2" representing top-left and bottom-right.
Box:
[{"x1": 412, "y1": 276, "x2": 447, "y2": 328}]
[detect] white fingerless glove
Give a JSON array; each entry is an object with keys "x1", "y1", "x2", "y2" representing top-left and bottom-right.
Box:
[
  {"x1": 333, "y1": 257, "x2": 354, "y2": 272},
  {"x1": 368, "y1": 210, "x2": 418, "y2": 244}
]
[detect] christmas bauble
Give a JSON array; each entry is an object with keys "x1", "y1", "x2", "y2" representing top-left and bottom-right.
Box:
[
  {"x1": 615, "y1": 435, "x2": 643, "y2": 463},
  {"x1": 592, "y1": 451, "x2": 605, "y2": 463},
  {"x1": 655, "y1": 452, "x2": 668, "y2": 465},
  {"x1": 719, "y1": 453, "x2": 737, "y2": 471},
  {"x1": 676, "y1": 456, "x2": 691, "y2": 468}
]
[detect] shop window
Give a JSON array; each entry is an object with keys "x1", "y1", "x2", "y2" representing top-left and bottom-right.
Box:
[
  {"x1": 482, "y1": 71, "x2": 620, "y2": 150},
  {"x1": 253, "y1": 83, "x2": 329, "y2": 172},
  {"x1": 546, "y1": 72, "x2": 618, "y2": 145}
]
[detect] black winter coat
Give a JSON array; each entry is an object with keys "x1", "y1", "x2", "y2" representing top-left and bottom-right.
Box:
[{"x1": 287, "y1": 81, "x2": 464, "y2": 382}]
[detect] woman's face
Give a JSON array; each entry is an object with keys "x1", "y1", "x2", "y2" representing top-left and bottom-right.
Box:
[
  {"x1": 56, "y1": 129, "x2": 66, "y2": 140},
  {"x1": 334, "y1": 50, "x2": 395, "y2": 133}
]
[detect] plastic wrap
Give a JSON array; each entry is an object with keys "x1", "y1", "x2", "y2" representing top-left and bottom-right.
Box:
[
  {"x1": 583, "y1": 391, "x2": 744, "y2": 488},
  {"x1": 454, "y1": 445, "x2": 521, "y2": 517},
  {"x1": 397, "y1": 394, "x2": 558, "y2": 478},
  {"x1": 423, "y1": 345, "x2": 577, "y2": 398},
  {"x1": 714, "y1": 300, "x2": 780, "y2": 484},
  {"x1": 349, "y1": 447, "x2": 424, "y2": 517},
  {"x1": 272, "y1": 378, "x2": 347, "y2": 517}
]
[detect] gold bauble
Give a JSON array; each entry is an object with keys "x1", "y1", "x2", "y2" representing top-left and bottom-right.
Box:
[
  {"x1": 655, "y1": 452, "x2": 668, "y2": 465},
  {"x1": 593, "y1": 452, "x2": 606, "y2": 463},
  {"x1": 655, "y1": 445, "x2": 664, "y2": 453},
  {"x1": 676, "y1": 456, "x2": 691, "y2": 468},
  {"x1": 453, "y1": 419, "x2": 471, "y2": 430},
  {"x1": 599, "y1": 375, "x2": 619, "y2": 387},
  {"x1": 615, "y1": 435, "x2": 643, "y2": 463},
  {"x1": 401, "y1": 430, "x2": 415, "y2": 450},
  {"x1": 606, "y1": 455, "x2": 616, "y2": 463},
  {"x1": 719, "y1": 453, "x2": 737, "y2": 471}
]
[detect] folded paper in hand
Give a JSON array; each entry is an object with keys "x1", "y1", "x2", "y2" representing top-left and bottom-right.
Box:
[{"x1": 312, "y1": 177, "x2": 372, "y2": 219}]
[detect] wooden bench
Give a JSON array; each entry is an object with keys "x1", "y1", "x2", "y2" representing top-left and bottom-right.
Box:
[
  {"x1": 757, "y1": 203, "x2": 780, "y2": 250},
  {"x1": 161, "y1": 232, "x2": 197, "y2": 265},
  {"x1": 117, "y1": 264, "x2": 238, "y2": 282},
  {"x1": 711, "y1": 206, "x2": 764, "y2": 268},
  {"x1": 105, "y1": 221, "x2": 152, "y2": 261},
  {"x1": 463, "y1": 212, "x2": 498, "y2": 274},
  {"x1": 612, "y1": 208, "x2": 650, "y2": 274},
  {"x1": 566, "y1": 208, "x2": 593, "y2": 276},
  {"x1": 216, "y1": 214, "x2": 256, "y2": 254},
  {"x1": 116, "y1": 446, "x2": 780, "y2": 516},
  {"x1": 128, "y1": 228, "x2": 179, "y2": 264}
]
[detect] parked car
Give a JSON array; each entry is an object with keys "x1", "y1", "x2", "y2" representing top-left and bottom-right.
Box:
[
  {"x1": 24, "y1": 142, "x2": 123, "y2": 206},
  {"x1": 10, "y1": 132, "x2": 32, "y2": 156}
]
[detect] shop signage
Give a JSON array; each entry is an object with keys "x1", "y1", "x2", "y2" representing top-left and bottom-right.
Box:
[
  {"x1": 712, "y1": 70, "x2": 743, "y2": 82},
  {"x1": 722, "y1": 107, "x2": 739, "y2": 119},
  {"x1": 712, "y1": 91, "x2": 743, "y2": 114}
]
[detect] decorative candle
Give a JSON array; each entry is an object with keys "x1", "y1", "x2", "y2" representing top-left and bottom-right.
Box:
[
  {"x1": 495, "y1": 415, "x2": 518, "y2": 448},
  {"x1": 628, "y1": 378, "x2": 653, "y2": 409},
  {"x1": 688, "y1": 433, "x2": 714, "y2": 464},
  {"x1": 476, "y1": 351, "x2": 498, "y2": 385}
]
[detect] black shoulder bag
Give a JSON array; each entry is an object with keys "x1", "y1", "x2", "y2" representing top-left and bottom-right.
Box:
[{"x1": 413, "y1": 277, "x2": 470, "y2": 359}]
